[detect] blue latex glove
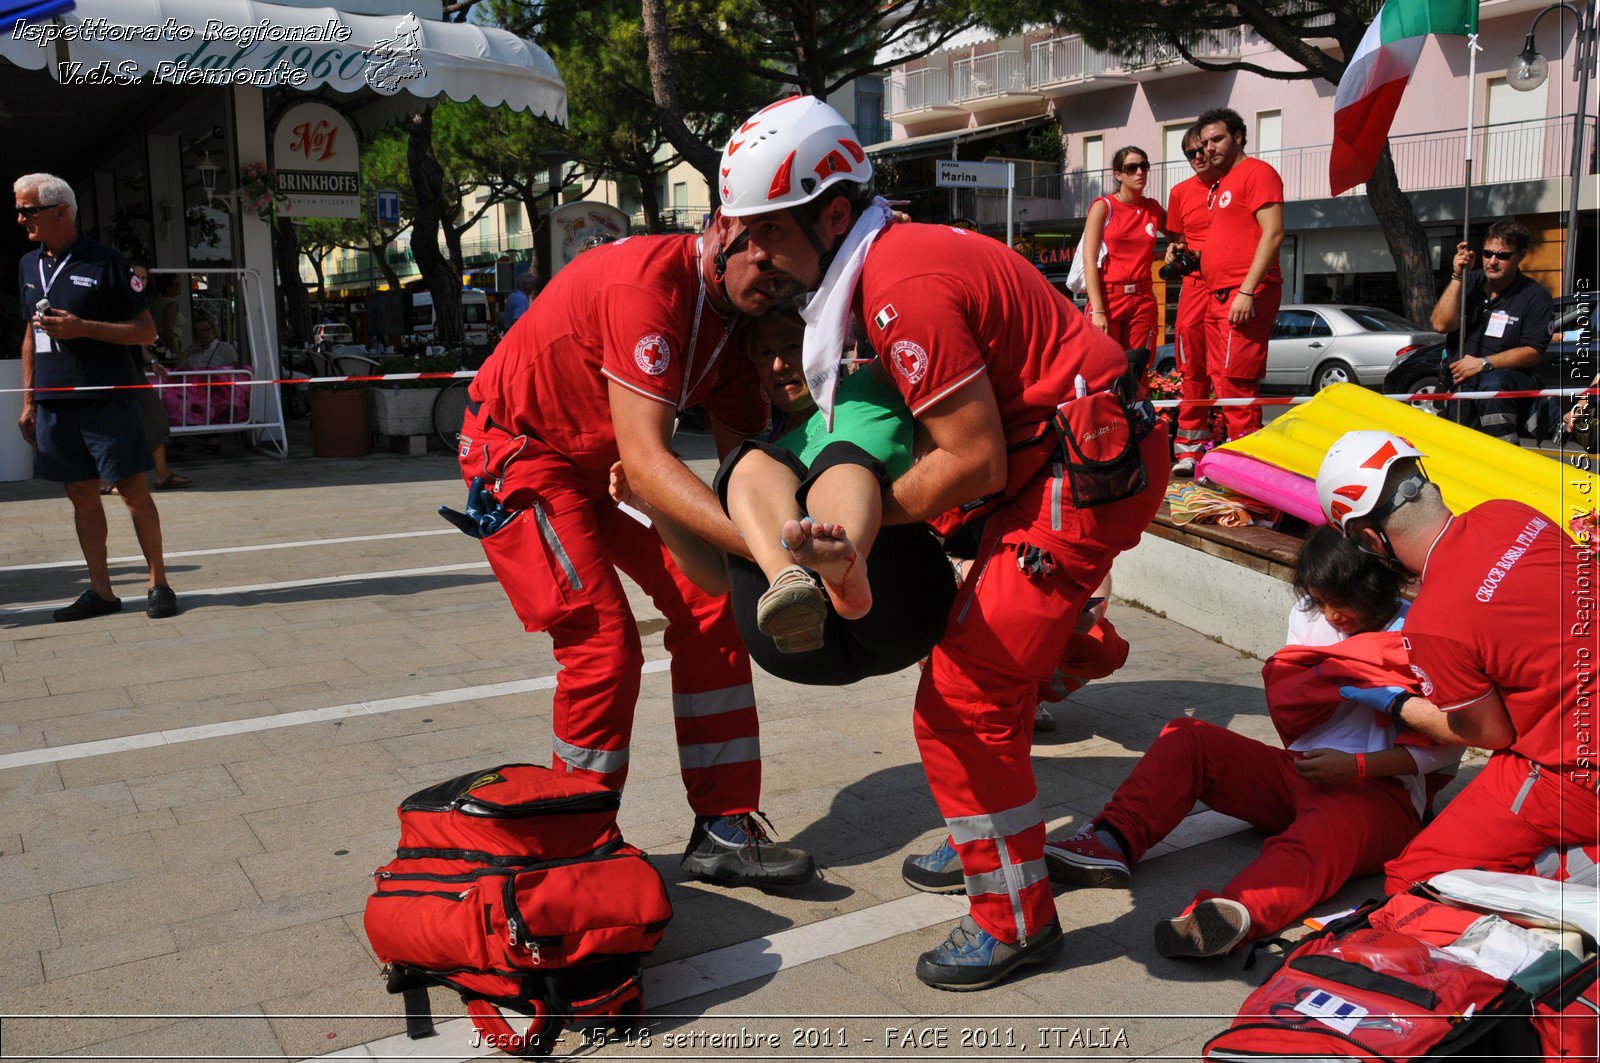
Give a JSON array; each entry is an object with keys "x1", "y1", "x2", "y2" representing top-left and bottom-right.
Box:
[
  {"x1": 1339, "y1": 685, "x2": 1409, "y2": 713},
  {"x1": 439, "y1": 477, "x2": 518, "y2": 539}
]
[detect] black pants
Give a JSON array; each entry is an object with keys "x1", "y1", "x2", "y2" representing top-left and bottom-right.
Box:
[{"x1": 715, "y1": 439, "x2": 955, "y2": 685}]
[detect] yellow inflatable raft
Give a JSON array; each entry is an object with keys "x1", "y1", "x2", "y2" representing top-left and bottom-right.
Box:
[{"x1": 1220, "y1": 384, "x2": 1597, "y2": 533}]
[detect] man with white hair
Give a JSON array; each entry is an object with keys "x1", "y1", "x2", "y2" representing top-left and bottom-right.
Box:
[
  {"x1": 14, "y1": 172, "x2": 178, "y2": 620},
  {"x1": 1316, "y1": 431, "x2": 1597, "y2": 893}
]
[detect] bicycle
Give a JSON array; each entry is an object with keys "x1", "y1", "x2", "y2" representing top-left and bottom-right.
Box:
[{"x1": 432, "y1": 377, "x2": 472, "y2": 451}]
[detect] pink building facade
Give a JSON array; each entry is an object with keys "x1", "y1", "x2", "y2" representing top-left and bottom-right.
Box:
[{"x1": 873, "y1": 0, "x2": 1594, "y2": 313}]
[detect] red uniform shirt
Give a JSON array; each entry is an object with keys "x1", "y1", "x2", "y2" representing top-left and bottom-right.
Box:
[
  {"x1": 1166, "y1": 174, "x2": 1213, "y2": 294},
  {"x1": 1402, "y1": 500, "x2": 1587, "y2": 776},
  {"x1": 1097, "y1": 194, "x2": 1166, "y2": 287},
  {"x1": 469, "y1": 235, "x2": 763, "y2": 469},
  {"x1": 855, "y1": 223, "x2": 1127, "y2": 432},
  {"x1": 1200, "y1": 155, "x2": 1283, "y2": 291}
]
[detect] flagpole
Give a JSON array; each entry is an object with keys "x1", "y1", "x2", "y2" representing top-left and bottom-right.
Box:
[{"x1": 1455, "y1": 32, "x2": 1483, "y2": 423}]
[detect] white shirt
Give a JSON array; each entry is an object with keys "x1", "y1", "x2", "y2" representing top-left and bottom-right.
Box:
[{"x1": 1284, "y1": 598, "x2": 1460, "y2": 817}]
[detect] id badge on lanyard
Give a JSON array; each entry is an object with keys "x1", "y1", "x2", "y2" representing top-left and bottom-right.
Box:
[{"x1": 33, "y1": 253, "x2": 73, "y2": 355}]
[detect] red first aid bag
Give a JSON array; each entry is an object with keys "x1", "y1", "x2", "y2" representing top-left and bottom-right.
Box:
[
  {"x1": 364, "y1": 764, "x2": 672, "y2": 1058},
  {"x1": 1204, "y1": 891, "x2": 1599, "y2": 1062}
]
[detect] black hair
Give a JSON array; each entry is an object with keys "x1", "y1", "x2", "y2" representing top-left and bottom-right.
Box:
[
  {"x1": 1196, "y1": 107, "x2": 1247, "y2": 149},
  {"x1": 1181, "y1": 123, "x2": 1204, "y2": 150},
  {"x1": 1484, "y1": 220, "x2": 1531, "y2": 253},
  {"x1": 1292, "y1": 525, "x2": 1405, "y2": 633}
]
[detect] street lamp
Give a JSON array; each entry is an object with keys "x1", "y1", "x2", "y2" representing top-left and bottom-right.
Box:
[
  {"x1": 196, "y1": 151, "x2": 220, "y2": 204},
  {"x1": 1509, "y1": 0, "x2": 1598, "y2": 295}
]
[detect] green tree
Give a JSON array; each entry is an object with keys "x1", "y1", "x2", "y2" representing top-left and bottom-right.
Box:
[
  {"x1": 640, "y1": 0, "x2": 979, "y2": 185},
  {"x1": 953, "y1": 1, "x2": 1441, "y2": 324}
]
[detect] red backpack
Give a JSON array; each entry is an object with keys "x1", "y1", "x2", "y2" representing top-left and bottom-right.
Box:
[
  {"x1": 1204, "y1": 890, "x2": 1598, "y2": 1062},
  {"x1": 363, "y1": 764, "x2": 672, "y2": 1058}
]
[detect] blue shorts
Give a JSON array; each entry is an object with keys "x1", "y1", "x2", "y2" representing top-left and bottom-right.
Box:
[{"x1": 34, "y1": 398, "x2": 154, "y2": 484}]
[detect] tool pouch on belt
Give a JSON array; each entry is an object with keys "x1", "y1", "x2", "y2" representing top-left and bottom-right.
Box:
[
  {"x1": 450, "y1": 409, "x2": 586, "y2": 633},
  {"x1": 1051, "y1": 366, "x2": 1155, "y2": 509}
]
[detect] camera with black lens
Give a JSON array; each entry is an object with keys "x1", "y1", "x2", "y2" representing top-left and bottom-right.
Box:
[{"x1": 1159, "y1": 247, "x2": 1201, "y2": 282}]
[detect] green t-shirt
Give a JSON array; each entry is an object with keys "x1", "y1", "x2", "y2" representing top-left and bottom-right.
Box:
[{"x1": 774, "y1": 368, "x2": 913, "y2": 480}]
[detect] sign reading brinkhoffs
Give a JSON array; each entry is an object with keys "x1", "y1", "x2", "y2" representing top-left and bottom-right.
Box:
[{"x1": 270, "y1": 100, "x2": 360, "y2": 218}]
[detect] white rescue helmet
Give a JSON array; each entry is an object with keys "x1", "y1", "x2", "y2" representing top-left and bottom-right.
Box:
[
  {"x1": 1315, "y1": 430, "x2": 1427, "y2": 534},
  {"x1": 718, "y1": 95, "x2": 871, "y2": 217}
]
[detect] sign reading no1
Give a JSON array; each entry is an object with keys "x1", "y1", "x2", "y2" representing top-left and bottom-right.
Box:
[{"x1": 934, "y1": 160, "x2": 1016, "y2": 246}]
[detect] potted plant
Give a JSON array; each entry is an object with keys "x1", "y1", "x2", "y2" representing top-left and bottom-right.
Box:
[{"x1": 368, "y1": 351, "x2": 462, "y2": 441}]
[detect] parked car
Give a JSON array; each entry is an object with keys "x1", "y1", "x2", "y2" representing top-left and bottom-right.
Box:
[
  {"x1": 312, "y1": 322, "x2": 353, "y2": 348},
  {"x1": 1264, "y1": 304, "x2": 1443, "y2": 394},
  {"x1": 1385, "y1": 293, "x2": 1593, "y2": 424},
  {"x1": 1144, "y1": 304, "x2": 1440, "y2": 393}
]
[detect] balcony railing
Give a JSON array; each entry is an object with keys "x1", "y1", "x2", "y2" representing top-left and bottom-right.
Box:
[
  {"x1": 886, "y1": 68, "x2": 950, "y2": 115},
  {"x1": 1120, "y1": 27, "x2": 1243, "y2": 71},
  {"x1": 952, "y1": 51, "x2": 1031, "y2": 101},
  {"x1": 1028, "y1": 33, "x2": 1116, "y2": 88},
  {"x1": 976, "y1": 114, "x2": 1594, "y2": 225}
]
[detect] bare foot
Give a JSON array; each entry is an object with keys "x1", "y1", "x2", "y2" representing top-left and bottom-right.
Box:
[{"x1": 783, "y1": 517, "x2": 872, "y2": 620}]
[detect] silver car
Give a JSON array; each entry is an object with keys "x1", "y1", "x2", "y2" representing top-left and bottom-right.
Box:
[{"x1": 1265, "y1": 304, "x2": 1444, "y2": 394}]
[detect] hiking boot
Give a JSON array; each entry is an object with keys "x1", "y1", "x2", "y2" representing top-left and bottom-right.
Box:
[
  {"x1": 53, "y1": 590, "x2": 121, "y2": 623},
  {"x1": 1044, "y1": 825, "x2": 1131, "y2": 889},
  {"x1": 1154, "y1": 897, "x2": 1252, "y2": 958},
  {"x1": 915, "y1": 915, "x2": 1064, "y2": 991},
  {"x1": 146, "y1": 584, "x2": 179, "y2": 619},
  {"x1": 754, "y1": 565, "x2": 828, "y2": 654},
  {"x1": 901, "y1": 836, "x2": 964, "y2": 894},
  {"x1": 1171, "y1": 457, "x2": 1198, "y2": 478},
  {"x1": 1033, "y1": 703, "x2": 1058, "y2": 733},
  {"x1": 681, "y1": 813, "x2": 814, "y2": 887}
]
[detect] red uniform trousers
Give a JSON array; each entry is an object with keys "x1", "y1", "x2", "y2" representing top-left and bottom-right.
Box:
[
  {"x1": 1201, "y1": 282, "x2": 1282, "y2": 441},
  {"x1": 1385, "y1": 751, "x2": 1600, "y2": 894},
  {"x1": 1103, "y1": 285, "x2": 1158, "y2": 355},
  {"x1": 1097, "y1": 718, "x2": 1421, "y2": 940},
  {"x1": 1038, "y1": 615, "x2": 1128, "y2": 704},
  {"x1": 1173, "y1": 280, "x2": 1212, "y2": 461},
  {"x1": 916, "y1": 426, "x2": 1168, "y2": 945},
  {"x1": 460, "y1": 428, "x2": 760, "y2": 817}
]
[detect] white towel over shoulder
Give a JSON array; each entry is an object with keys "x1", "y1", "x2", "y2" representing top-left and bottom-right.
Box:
[{"x1": 799, "y1": 197, "x2": 894, "y2": 429}]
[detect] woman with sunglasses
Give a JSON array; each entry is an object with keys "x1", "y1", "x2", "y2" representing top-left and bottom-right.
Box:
[{"x1": 1080, "y1": 146, "x2": 1167, "y2": 353}]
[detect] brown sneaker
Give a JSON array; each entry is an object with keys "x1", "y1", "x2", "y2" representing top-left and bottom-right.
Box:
[
  {"x1": 1154, "y1": 897, "x2": 1251, "y2": 958},
  {"x1": 754, "y1": 565, "x2": 827, "y2": 654}
]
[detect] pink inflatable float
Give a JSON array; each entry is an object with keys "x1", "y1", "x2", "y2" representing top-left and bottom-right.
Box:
[{"x1": 1194, "y1": 450, "x2": 1325, "y2": 526}]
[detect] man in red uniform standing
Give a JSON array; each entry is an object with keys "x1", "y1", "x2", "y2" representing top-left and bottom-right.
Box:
[
  {"x1": 455, "y1": 209, "x2": 817, "y2": 887},
  {"x1": 1165, "y1": 123, "x2": 1222, "y2": 476},
  {"x1": 1317, "y1": 432, "x2": 1598, "y2": 893},
  {"x1": 1194, "y1": 107, "x2": 1284, "y2": 445},
  {"x1": 716, "y1": 95, "x2": 1169, "y2": 989}
]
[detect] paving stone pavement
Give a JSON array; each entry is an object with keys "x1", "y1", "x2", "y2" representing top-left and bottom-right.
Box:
[{"x1": 0, "y1": 429, "x2": 1483, "y2": 1062}]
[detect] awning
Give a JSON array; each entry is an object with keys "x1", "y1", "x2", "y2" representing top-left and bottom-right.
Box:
[
  {"x1": 2, "y1": 0, "x2": 564, "y2": 120},
  {"x1": 866, "y1": 114, "x2": 1053, "y2": 160}
]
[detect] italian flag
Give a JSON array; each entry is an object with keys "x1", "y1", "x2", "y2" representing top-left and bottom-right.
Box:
[{"x1": 1330, "y1": 0, "x2": 1478, "y2": 196}]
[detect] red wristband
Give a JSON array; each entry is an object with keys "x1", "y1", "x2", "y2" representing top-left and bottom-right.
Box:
[{"x1": 1355, "y1": 753, "x2": 1368, "y2": 779}]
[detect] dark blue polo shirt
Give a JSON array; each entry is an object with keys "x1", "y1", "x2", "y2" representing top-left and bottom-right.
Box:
[
  {"x1": 18, "y1": 236, "x2": 146, "y2": 401},
  {"x1": 1458, "y1": 270, "x2": 1555, "y2": 361}
]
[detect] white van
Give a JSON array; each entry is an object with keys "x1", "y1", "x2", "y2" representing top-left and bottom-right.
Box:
[{"x1": 412, "y1": 289, "x2": 490, "y2": 347}]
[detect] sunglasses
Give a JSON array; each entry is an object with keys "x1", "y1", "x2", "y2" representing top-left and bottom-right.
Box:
[
  {"x1": 1120, "y1": 162, "x2": 1151, "y2": 174},
  {"x1": 1481, "y1": 249, "x2": 1518, "y2": 262},
  {"x1": 1184, "y1": 148, "x2": 1206, "y2": 160},
  {"x1": 15, "y1": 204, "x2": 58, "y2": 218}
]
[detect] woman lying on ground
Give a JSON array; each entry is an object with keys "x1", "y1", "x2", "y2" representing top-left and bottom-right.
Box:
[
  {"x1": 609, "y1": 304, "x2": 953, "y2": 684},
  {"x1": 1040, "y1": 526, "x2": 1461, "y2": 959}
]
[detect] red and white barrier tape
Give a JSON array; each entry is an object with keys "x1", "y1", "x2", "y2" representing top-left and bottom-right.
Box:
[{"x1": 2, "y1": 372, "x2": 1596, "y2": 409}]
